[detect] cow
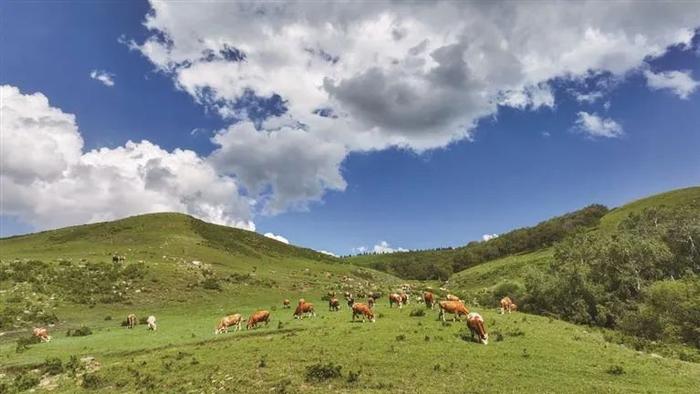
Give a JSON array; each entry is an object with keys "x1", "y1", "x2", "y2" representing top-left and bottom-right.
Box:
[
  {"x1": 215, "y1": 314, "x2": 243, "y2": 334},
  {"x1": 351, "y1": 303, "x2": 375, "y2": 323},
  {"x1": 400, "y1": 293, "x2": 409, "y2": 305},
  {"x1": 389, "y1": 293, "x2": 403, "y2": 309},
  {"x1": 367, "y1": 297, "x2": 375, "y2": 309},
  {"x1": 438, "y1": 300, "x2": 470, "y2": 322},
  {"x1": 283, "y1": 299, "x2": 291, "y2": 309},
  {"x1": 294, "y1": 301, "x2": 316, "y2": 319},
  {"x1": 126, "y1": 313, "x2": 137, "y2": 329},
  {"x1": 423, "y1": 292, "x2": 435, "y2": 309},
  {"x1": 500, "y1": 296, "x2": 517, "y2": 314},
  {"x1": 345, "y1": 293, "x2": 355, "y2": 309},
  {"x1": 247, "y1": 310, "x2": 271, "y2": 329},
  {"x1": 446, "y1": 294, "x2": 461, "y2": 302},
  {"x1": 466, "y1": 312, "x2": 489, "y2": 344},
  {"x1": 32, "y1": 327, "x2": 51, "y2": 342},
  {"x1": 146, "y1": 315, "x2": 157, "y2": 331},
  {"x1": 369, "y1": 291, "x2": 382, "y2": 300},
  {"x1": 329, "y1": 298, "x2": 340, "y2": 311}
]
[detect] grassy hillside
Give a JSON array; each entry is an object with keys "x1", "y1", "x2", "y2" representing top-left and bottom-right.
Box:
[
  {"x1": 346, "y1": 204, "x2": 608, "y2": 280},
  {"x1": 599, "y1": 186, "x2": 700, "y2": 232},
  {"x1": 1, "y1": 190, "x2": 699, "y2": 393}
]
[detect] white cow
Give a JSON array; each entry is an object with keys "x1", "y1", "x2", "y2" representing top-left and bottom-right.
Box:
[{"x1": 146, "y1": 315, "x2": 157, "y2": 331}]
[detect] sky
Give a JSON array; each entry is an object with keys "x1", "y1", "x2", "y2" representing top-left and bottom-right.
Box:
[{"x1": 1, "y1": 1, "x2": 699, "y2": 256}]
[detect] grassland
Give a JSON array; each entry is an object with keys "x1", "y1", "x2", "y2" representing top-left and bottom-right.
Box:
[{"x1": 2, "y1": 189, "x2": 700, "y2": 392}]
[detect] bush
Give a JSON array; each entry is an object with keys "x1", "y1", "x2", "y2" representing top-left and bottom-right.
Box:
[
  {"x1": 606, "y1": 365, "x2": 625, "y2": 375},
  {"x1": 16, "y1": 335, "x2": 41, "y2": 353},
  {"x1": 13, "y1": 373, "x2": 39, "y2": 391},
  {"x1": 409, "y1": 308, "x2": 425, "y2": 317},
  {"x1": 201, "y1": 277, "x2": 222, "y2": 291},
  {"x1": 82, "y1": 373, "x2": 103, "y2": 389},
  {"x1": 42, "y1": 357, "x2": 64, "y2": 375},
  {"x1": 305, "y1": 362, "x2": 342, "y2": 383},
  {"x1": 67, "y1": 326, "x2": 92, "y2": 337}
]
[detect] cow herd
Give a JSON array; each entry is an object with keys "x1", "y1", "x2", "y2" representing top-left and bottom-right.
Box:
[{"x1": 32, "y1": 287, "x2": 518, "y2": 347}]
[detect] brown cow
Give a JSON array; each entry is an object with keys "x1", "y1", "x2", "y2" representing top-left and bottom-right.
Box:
[
  {"x1": 367, "y1": 297, "x2": 375, "y2": 309},
  {"x1": 247, "y1": 310, "x2": 271, "y2": 329},
  {"x1": 466, "y1": 312, "x2": 488, "y2": 344},
  {"x1": 351, "y1": 303, "x2": 375, "y2": 323},
  {"x1": 283, "y1": 299, "x2": 291, "y2": 309},
  {"x1": 32, "y1": 327, "x2": 51, "y2": 342},
  {"x1": 126, "y1": 313, "x2": 137, "y2": 329},
  {"x1": 446, "y1": 294, "x2": 461, "y2": 302},
  {"x1": 423, "y1": 292, "x2": 435, "y2": 309},
  {"x1": 400, "y1": 293, "x2": 409, "y2": 305},
  {"x1": 438, "y1": 300, "x2": 470, "y2": 322},
  {"x1": 329, "y1": 298, "x2": 340, "y2": 311},
  {"x1": 500, "y1": 297, "x2": 517, "y2": 314},
  {"x1": 215, "y1": 314, "x2": 243, "y2": 334},
  {"x1": 294, "y1": 302, "x2": 316, "y2": 319},
  {"x1": 389, "y1": 293, "x2": 403, "y2": 308}
]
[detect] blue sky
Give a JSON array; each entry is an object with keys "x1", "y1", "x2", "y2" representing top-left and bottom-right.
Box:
[{"x1": 1, "y1": 1, "x2": 699, "y2": 255}]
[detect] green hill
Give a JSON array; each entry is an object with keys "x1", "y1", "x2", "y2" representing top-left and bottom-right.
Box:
[{"x1": 1, "y1": 190, "x2": 699, "y2": 393}]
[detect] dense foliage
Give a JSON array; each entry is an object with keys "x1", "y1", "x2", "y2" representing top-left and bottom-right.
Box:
[
  {"x1": 348, "y1": 204, "x2": 608, "y2": 280},
  {"x1": 520, "y1": 204, "x2": 699, "y2": 347}
]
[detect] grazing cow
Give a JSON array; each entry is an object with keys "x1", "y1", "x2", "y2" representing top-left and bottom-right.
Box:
[
  {"x1": 215, "y1": 314, "x2": 243, "y2": 334},
  {"x1": 438, "y1": 300, "x2": 470, "y2": 322},
  {"x1": 345, "y1": 294, "x2": 355, "y2": 309},
  {"x1": 351, "y1": 303, "x2": 375, "y2": 323},
  {"x1": 446, "y1": 294, "x2": 461, "y2": 302},
  {"x1": 283, "y1": 299, "x2": 291, "y2": 309},
  {"x1": 500, "y1": 297, "x2": 517, "y2": 314},
  {"x1": 369, "y1": 291, "x2": 382, "y2": 300},
  {"x1": 146, "y1": 315, "x2": 157, "y2": 331},
  {"x1": 400, "y1": 293, "x2": 409, "y2": 305},
  {"x1": 329, "y1": 298, "x2": 340, "y2": 311},
  {"x1": 367, "y1": 297, "x2": 375, "y2": 309},
  {"x1": 112, "y1": 255, "x2": 119, "y2": 263},
  {"x1": 389, "y1": 293, "x2": 403, "y2": 309},
  {"x1": 247, "y1": 310, "x2": 271, "y2": 329},
  {"x1": 294, "y1": 301, "x2": 316, "y2": 319},
  {"x1": 126, "y1": 313, "x2": 137, "y2": 329},
  {"x1": 32, "y1": 327, "x2": 51, "y2": 342},
  {"x1": 466, "y1": 312, "x2": 489, "y2": 345},
  {"x1": 423, "y1": 292, "x2": 435, "y2": 309}
]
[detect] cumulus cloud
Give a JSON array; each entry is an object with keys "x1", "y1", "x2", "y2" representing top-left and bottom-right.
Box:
[
  {"x1": 127, "y1": 1, "x2": 700, "y2": 213},
  {"x1": 89, "y1": 70, "x2": 115, "y2": 87},
  {"x1": 574, "y1": 111, "x2": 624, "y2": 139},
  {"x1": 363, "y1": 241, "x2": 408, "y2": 254},
  {"x1": 644, "y1": 69, "x2": 699, "y2": 99},
  {"x1": 482, "y1": 233, "x2": 499, "y2": 241},
  {"x1": 0, "y1": 85, "x2": 254, "y2": 231},
  {"x1": 263, "y1": 232, "x2": 289, "y2": 244}
]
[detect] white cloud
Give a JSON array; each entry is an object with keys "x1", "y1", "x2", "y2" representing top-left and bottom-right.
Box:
[
  {"x1": 371, "y1": 241, "x2": 408, "y2": 254},
  {"x1": 574, "y1": 111, "x2": 624, "y2": 139},
  {"x1": 263, "y1": 232, "x2": 289, "y2": 244},
  {"x1": 318, "y1": 250, "x2": 338, "y2": 257},
  {"x1": 127, "y1": 1, "x2": 700, "y2": 213},
  {"x1": 644, "y1": 69, "x2": 699, "y2": 99},
  {"x1": 482, "y1": 233, "x2": 499, "y2": 241},
  {"x1": 89, "y1": 70, "x2": 115, "y2": 87},
  {"x1": 0, "y1": 85, "x2": 254, "y2": 231}
]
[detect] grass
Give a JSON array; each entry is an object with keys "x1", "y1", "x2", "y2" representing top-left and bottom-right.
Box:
[
  {"x1": 449, "y1": 248, "x2": 553, "y2": 292},
  {"x1": 2, "y1": 298, "x2": 699, "y2": 392},
  {"x1": 2, "y1": 188, "x2": 700, "y2": 392}
]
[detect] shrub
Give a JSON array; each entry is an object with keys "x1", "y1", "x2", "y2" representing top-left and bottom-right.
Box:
[
  {"x1": 395, "y1": 334, "x2": 406, "y2": 341},
  {"x1": 305, "y1": 362, "x2": 342, "y2": 383},
  {"x1": 347, "y1": 370, "x2": 361, "y2": 383},
  {"x1": 13, "y1": 372, "x2": 39, "y2": 391},
  {"x1": 67, "y1": 326, "x2": 93, "y2": 337},
  {"x1": 16, "y1": 335, "x2": 40, "y2": 353},
  {"x1": 42, "y1": 357, "x2": 64, "y2": 375},
  {"x1": 82, "y1": 373, "x2": 103, "y2": 389},
  {"x1": 201, "y1": 277, "x2": 222, "y2": 291},
  {"x1": 409, "y1": 308, "x2": 425, "y2": 317},
  {"x1": 606, "y1": 365, "x2": 625, "y2": 375}
]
